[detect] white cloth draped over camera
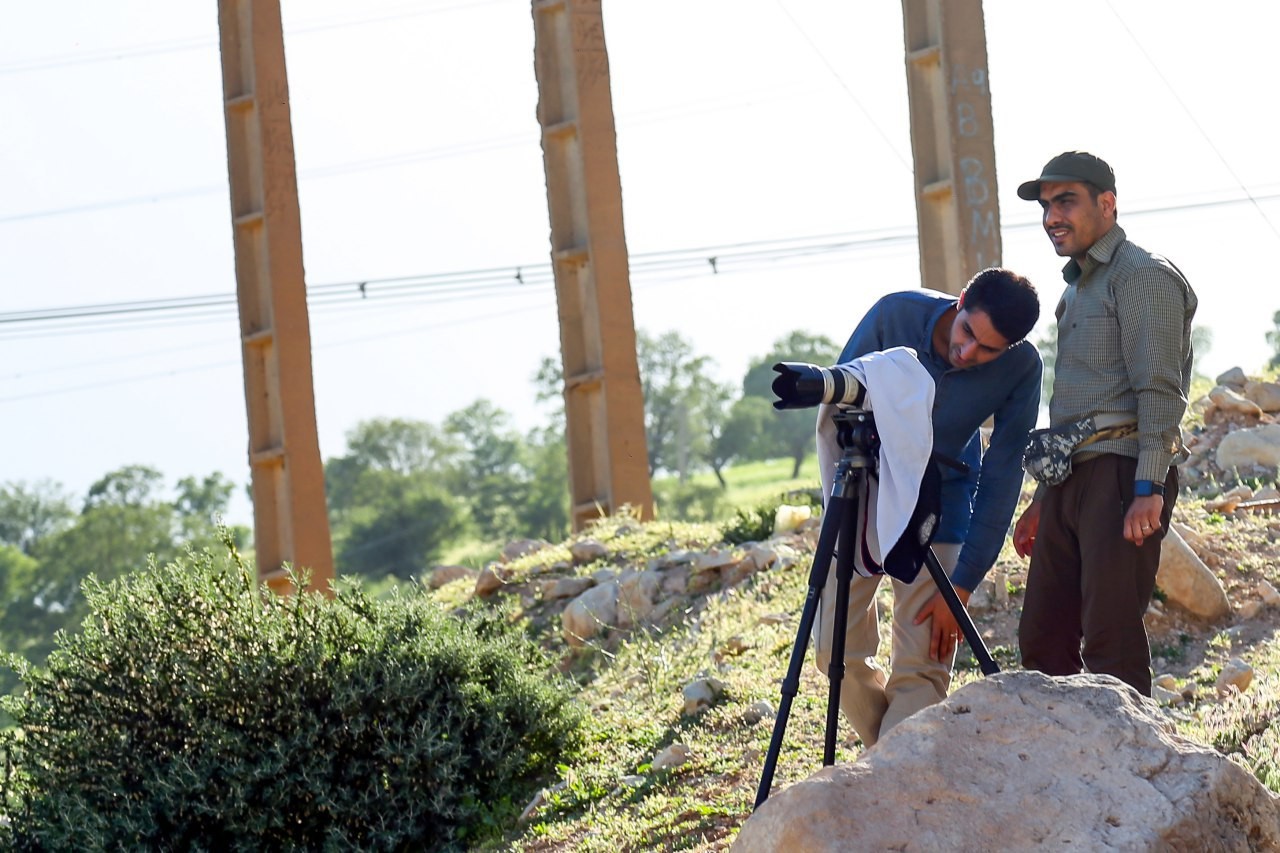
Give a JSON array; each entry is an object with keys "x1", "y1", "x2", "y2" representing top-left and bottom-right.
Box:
[{"x1": 815, "y1": 346, "x2": 935, "y2": 567}]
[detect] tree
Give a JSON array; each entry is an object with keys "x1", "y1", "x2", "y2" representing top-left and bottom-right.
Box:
[
  {"x1": 1191, "y1": 324, "x2": 1213, "y2": 379},
  {"x1": 1035, "y1": 323, "x2": 1057, "y2": 406},
  {"x1": 710, "y1": 396, "x2": 774, "y2": 486},
  {"x1": 173, "y1": 472, "x2": 245, "y2": 546},
  {"x1": 636, "y1": 330, "x2": 730, "y2": 479},
  {"x1": 741, "y1": 331, "x2": 842, "y2": 477},
  {"x1": 5, "y1": 466, "x2": 232, "y2": 668},
  {"x1": 336, "y1": 472, "x2": 466, "y2": 579},
  {"x1": 323, "y1": 418, "x2": 470, "y2": 579},
  {"x1": 0, "y1": 480, "x2": 74, "y2": 555},
  {"x1": 442, "y1": 400, "x2": 532, "y2": 540},
  {"x1": 515, "y1": 423, "x2": 571, "y2": 541},
  {"x1": 1268, "y1": 310, "x2": 1280, "y2": 369}
]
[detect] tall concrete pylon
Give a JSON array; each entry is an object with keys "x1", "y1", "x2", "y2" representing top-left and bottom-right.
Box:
[
  {"x1": 217, "y1": 0, "x2": 334, "y2": 595},
  {"x1": 901, "y1": 0, "x2": 1001, "y2": 295},
  {"x1": 530, "y1": 0, "x2": 655, "y2": 530}
]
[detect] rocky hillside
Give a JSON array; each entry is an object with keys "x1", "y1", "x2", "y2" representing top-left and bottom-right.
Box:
[{"x1": 429, "y1": 366, "x2": 1280, "y2": 851}]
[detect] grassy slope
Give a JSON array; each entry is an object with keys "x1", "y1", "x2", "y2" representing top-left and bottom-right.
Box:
[{"x1": 455, "y1": 461, "x2": 1280, "y2": 852}]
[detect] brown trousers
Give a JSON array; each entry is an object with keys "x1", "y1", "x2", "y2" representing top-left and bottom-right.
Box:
[{"x1": 1018, "y1": 454, "x2": 1177, "y2": 696}]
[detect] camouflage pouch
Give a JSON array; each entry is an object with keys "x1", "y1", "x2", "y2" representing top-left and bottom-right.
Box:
[{"x1": 1022, "y1": 417, "x2": 1137, "y2": 487}]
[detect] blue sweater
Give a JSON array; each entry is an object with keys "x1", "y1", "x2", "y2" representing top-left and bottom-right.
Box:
[{"x1": 838, "y1": 289, "x2": 1041, "y2": 590}]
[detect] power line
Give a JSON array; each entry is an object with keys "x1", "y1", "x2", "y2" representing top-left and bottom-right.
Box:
[
  {"x1": 1105, "y1": 1, "x2": 1280, "y2": 244},
  {"x1": 0, "y1": 228, "x2": 914, "y2": 337},
  {"x1": 5, "y1": 187, "x2": 1277, "y2": 340}
]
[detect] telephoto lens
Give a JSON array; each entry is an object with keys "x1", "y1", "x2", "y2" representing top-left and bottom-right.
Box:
[{"x1": 770, "y1": 362, "x2": 865, "y2": 410}]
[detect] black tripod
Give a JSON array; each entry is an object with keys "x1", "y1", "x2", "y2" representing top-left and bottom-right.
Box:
[{"x1": 754, "y1": 409, "x2": 999, "y2": 809}]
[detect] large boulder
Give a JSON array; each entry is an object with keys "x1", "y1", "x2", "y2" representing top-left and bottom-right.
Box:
[
  {"x1": 735, "y1": 671, "x2": 1280, "y2": 851},
  {"x1": 1156, "y1": 527, "x2": 1230, "y2": 620},
  {"x1": 1217, "y1": 423, "x2": 1280, "y2": 471}
]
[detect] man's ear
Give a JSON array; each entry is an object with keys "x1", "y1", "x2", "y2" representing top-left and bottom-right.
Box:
[{"x1": 1101, "y1": 190, "x2": 1117, "y2": 218}]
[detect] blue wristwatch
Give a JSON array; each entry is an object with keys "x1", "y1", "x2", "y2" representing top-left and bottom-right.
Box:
[{"x1": 1134, "y1": 480, "x2": 1165, "y2": 498}]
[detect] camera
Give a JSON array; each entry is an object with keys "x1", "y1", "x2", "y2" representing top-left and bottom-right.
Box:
[{"x1": 770, "y1": 362, "x2": 865, "y2": 411}]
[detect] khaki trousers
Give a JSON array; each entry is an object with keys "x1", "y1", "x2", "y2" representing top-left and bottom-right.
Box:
[{"x1": 813, "y1": 542, "x2": 961, "y2": 747}]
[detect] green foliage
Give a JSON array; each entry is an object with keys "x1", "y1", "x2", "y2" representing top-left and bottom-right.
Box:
[
  {"x1": 0, "y1": 467, "x2": 245, "y2": 674},
  {"x1": 336, "y1": 478, "x2": 467, "y2": 579},
  {"x1": 636, "y1": 329, "x2": 734, "y2": 480},
  {"x1": 324, "y1": 412, "x2": 570, "y2": 575},
  {"x1": 741, "y1": 331, "x2": 841, "y2": 478},
  {"x1": 1268, "y1": 309, "x2": 1280, "y2": 369},
  {"x1": 720, "y1": 502, "x2": 777, "y2": 545},
  {"x1": 653, "y1": 479, "x2": 724, "y2": 522},
  {"x1": 1035, "y1": 322, "x2": 1057, "y2": 406},
  {"x1": 0, "y1": 539, "x2": 585, "y2": 851},
  {"x1": 0, "y1": 480, "x2": 74, "y2": 555}
]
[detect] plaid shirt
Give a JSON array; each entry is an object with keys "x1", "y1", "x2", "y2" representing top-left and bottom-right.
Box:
[{"x1": 1049, "y1": 224, "x2": 1197, "y2": 483}]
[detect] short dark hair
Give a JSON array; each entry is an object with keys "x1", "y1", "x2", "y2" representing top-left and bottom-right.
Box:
[{"x1": 960, "y1": 267, "x2": 1039, "y2": 343}]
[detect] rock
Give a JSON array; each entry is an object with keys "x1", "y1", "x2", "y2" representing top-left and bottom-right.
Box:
[
  {"x1": 1216, "y1": 658, "x2": 1254, "y2": 695},
  {"x1": 616, "y1": 570, "x2": 661, "y2": 628},
  {"x1": 650, "y1": 743, "x2": 691, "y2": 771},
  {"x1": 1215, "y1": 366, "x2": 1248, "y2": 388},
  {"x1": 473, "y1": 565, "x2": 505, "y2": 597},
  {"x1": 660, "y1": 565, "x2": 690, "y2": 596},
  {"x1": 1243, "y1": 379, "x2": 1280, "y2": 412},
  {"x1": 693, "y1": 550, "x2": 739, "y2": 572},
  {"x1": 734, "y1": 672, "x2": 1280, "y2": 851},
  {"x1": 1169, "y1": 520, "x2": 1205, "y2": 551},
  {"x1": 1216, "y1": 423, "x2": 1280, "y2": 471},
  {"x1": 427, "y1": 565, "x2": 477, "y2": 589},
  {"x1": 502, "y1": 538, "x2": 549, "y2": 563},
  {"x1": 743, "y1": 700, "x2": 775, "y2": 725},
  {"x1": 542, "y1": 576, "x2": 594, "y2": 601},
  {"x1": 569, "y1": 538, "x2": 609, "y2": 564},
  {"x1": 1207, "y1": 384, "x2": 1263, "y2": 417},
  {"x1": 745, "y1": 544, "x2": 779, "y2": 572},
  {"x1": 720, "y1": 557, "x2": 758, "y2": 588},
  {"x1": 1151, "y1": 684, "x2": 1183, "y2": 706},
  {"x1": 1238, "y1": 599, "x2": 1263, "y2": 620},
  {"x1": 773, "y1": 504, "x2": 813, "y2": 535},
  {"x1": 967, "y1": 569, "x2": 1008, "y2": 613},
  {"x1": 1156, "y1": 527, "x2": 1230, "y2": 620},
  {"x1": 682, "y1": 677, "x2": 727, "y2": 715},
  {"x1": 561, "y1": 581, "x2": 619, "y2": 646},
  {"x1": 1258, "y1": 579, "x2": 1280, "y2": 607}
]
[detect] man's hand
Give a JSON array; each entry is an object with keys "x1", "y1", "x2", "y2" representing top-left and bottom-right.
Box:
[
  {"x1": 914, "y1": 587, "x2": 972, "y2": 662},
  {"x1": 1124, "y1": 495, "x2": 1164, "y2": 546},
  {"x1": 1013, "y1": 498, "x2": 1042, "y2": 559}
]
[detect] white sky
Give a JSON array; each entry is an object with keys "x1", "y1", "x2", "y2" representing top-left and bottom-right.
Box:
[{"x1": 3, "y1": 1, "x2": 1279, "y2": 526}]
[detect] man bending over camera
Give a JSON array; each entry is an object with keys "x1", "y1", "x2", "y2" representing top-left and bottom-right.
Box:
[{"x1": 816, "y1": 268, "x2": 1041, "y2": 746}]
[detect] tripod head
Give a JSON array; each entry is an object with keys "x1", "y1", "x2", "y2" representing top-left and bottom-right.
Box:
[{"x1": 830, "y1": 407, "x2": 879, "y2": 468}]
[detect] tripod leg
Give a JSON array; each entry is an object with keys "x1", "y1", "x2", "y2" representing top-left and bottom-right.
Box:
[
  {"x1": 822, "y1": 490, "x2": 859, "y2": 766},
  {"x1": 753, "y1": 491, "x2": 848, "y2": 810},
  {"x1": 922, "y1": 546, "x2": 1000, "y2": 675}
]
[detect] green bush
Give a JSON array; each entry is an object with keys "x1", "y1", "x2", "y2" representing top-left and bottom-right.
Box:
[
  {"x1": 0, "y1": 540, "x2": 585, "y2": 851},
  {"x1": 721, "y1": 491, "x2": 820, "y2": 545}
]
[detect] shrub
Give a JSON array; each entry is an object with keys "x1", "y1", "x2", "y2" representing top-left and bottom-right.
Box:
[
  {"x1": 0, "y1": 539, "x2": 584, "y2": 851},
  {"x1": 721, "y1": 491, "x2": 819, "y2": 545}
]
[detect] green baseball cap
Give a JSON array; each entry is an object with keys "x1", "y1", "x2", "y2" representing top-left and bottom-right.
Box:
[{"x1": 1017, "y1": 151, "x2": 1117, "y2": 200}]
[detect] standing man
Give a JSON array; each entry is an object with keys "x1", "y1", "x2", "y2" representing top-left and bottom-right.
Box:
[
  {"x1": 1013, "y1": 151, "x2": 1197, "y2": 696},
  {"x1": 816, "y1": 267, "x2": 1041, "y2": 746}
]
